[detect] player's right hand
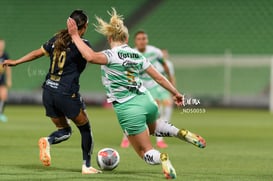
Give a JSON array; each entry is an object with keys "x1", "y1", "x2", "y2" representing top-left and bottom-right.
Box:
[
  {"x1": 173, "y1": 93, "x2": 184, "y2": 107},
  {"x1": 67, "y1": 18, "x2": 78, "y2": 36},
  {"x1": 2, "y1": 59, "x2": 17, "y2": 67}
]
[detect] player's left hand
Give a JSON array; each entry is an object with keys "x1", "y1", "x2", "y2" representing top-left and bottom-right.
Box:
[
  {"x1": 2, "y1": 59, "x2": 17, "y2": 67},
  {"x1": 173, "y1": 93, "x2": 184, "y2": 107},
  {"x1": 67, "y1": 18, "x2": 78, "y2": 36}
]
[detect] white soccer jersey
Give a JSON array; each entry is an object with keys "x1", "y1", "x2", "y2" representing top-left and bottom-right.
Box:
[
  {"x1": 157, "y1": 59, "x2": 175, "y2": 76},
  {"x1": 136, "y1": 45, "x2": 164, "y2": 89},
  {"x1": 101, "y1": 44, "x2": 151, "y2": 103},
  {"x1": 166, "y1": 60, "x2": 175, "y2": 76}
]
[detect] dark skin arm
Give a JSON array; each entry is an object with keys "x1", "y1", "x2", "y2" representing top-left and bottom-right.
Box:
[{"x1": 2, "y1": 48, "x2": 45, "y2": 66}]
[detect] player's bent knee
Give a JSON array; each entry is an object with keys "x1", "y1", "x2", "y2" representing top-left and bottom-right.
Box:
[{"x1": 72, "y1": 110, "x2": 89, "y2": 126}]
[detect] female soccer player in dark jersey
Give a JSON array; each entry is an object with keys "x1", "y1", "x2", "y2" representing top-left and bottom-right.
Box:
[
  {"x1": 0, "y1": 39, "x2": 12, "y2": 122},
  {"x1": 3, "y1": 10, "x2": 101, "y2": 174}
]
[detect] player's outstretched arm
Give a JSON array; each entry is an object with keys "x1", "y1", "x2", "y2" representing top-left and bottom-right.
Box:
[
  {"x1": 162, "y1": 61, "x2": 175, "y2": 85},
  {"x1": 67, "y1": 18, "x2": 107, "y2": 65},
  {"x1": 2, "y1": 48, "x2": 44, "y2": 67},
  {"x1": 146, "y1": 65, "x2": 183, "y2": 106}
]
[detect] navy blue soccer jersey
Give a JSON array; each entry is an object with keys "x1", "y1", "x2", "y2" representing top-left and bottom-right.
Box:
[
  {"x1": 42, "y1": 36, "x2": 91, "y2": 95},
  {"x1": 0, "y1": 52, "x2": 9, "y2": 79},
  {"x1": 0, "y1": 52, "x2": 9, "y2": 63}
]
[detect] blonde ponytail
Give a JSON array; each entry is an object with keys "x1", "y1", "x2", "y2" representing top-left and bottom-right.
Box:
[{"x1": 94, "y1": 8, "x2": 128, "y2": 42}]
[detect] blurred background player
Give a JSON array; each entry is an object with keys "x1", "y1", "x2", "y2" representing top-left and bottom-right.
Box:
[
  {"x1": 0, "y1": 39, "x2": 12, "y2": 122},
  {"x1": 67, "y1": 8, "x2": 206, "y2": 179},
  {"x1": 120, "y1": 31, "x2": 174, "y2": 148},
  {"x1": 3, "y1": 10, "x2": 101, "y2": 174},
  {"x1": 159, "y1": 48, "x2": 176, "y2": 125}
]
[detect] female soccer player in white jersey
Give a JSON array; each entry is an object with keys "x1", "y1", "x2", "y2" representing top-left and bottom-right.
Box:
[
  {"x1": 160, "y1": 48, "x2": 176, "y2": 125},
  {"x1": 67, "y1": 8, "x2": 206, "y2": 179}
]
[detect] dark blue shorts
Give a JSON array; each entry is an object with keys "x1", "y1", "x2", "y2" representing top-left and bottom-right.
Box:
[
  {"x1": 0, "y1": 74, "x2": 6, "y2": 86},
  {"x1": 42, "y1": 88, "x2": 86, "y2": 119}
]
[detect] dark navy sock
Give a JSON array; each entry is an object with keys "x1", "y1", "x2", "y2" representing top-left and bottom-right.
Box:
[
  {"x1": 77, "y1": 122, "x2": 93, "y2": 167},
  {"x1": 48, "y1": 127, "x2": 72, "y2": 144}
]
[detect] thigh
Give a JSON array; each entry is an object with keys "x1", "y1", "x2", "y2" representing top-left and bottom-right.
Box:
[
  {"x1": 0, "y1": 86, "x2": 8, "y2": 101},
  {"x1": 114, "y1": 102, "x2": 147, "y2": 136},
  {"x1": 42, "y1": 89, "x2": 64, "y2": 118},
  {"x1": 0, "y1": 74, "x2": 6, "y2": 86},
  {"x1": 147, "y1": 121, "x2": 157, "y2": 135},
  {"x1": 51, "y1": 117, "x2": 70, "y2": 129},
  {"x1": 127, "y1": 128, "x2": 153, "y2": 158},
  {"x1": 162, "y1": 98, "x2": 173, "y2": 107},
  {"x1": 71, "y1": 109, "x2": 89, "y2": 126},
  {"x1": 58, "y1": 93, "x2": 86, "y2": 119},
  {"x1": 144, "y1": 91, "x2": 160, "y2": 124}
]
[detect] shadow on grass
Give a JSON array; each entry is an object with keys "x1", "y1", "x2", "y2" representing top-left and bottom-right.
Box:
[
  {"x1": 1, "y1": 164, "x2": 163, "y2": 180},
  {"x1": 14, "y1": 164, "x2": 79, "y2": 173}
]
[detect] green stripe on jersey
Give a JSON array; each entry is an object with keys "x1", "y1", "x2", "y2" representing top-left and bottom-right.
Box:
[
  {"x1": 101, "y1": 44, "x2": 151, "y2": 103},
  {"x1": 137, "y1": 45, "x2": 164, "y2": 89}
]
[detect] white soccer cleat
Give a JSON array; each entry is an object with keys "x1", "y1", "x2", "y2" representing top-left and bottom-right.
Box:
[
  {"x1": 82, "y1": 165, "x2": 102, "y2": 174},
  {"x1": 177, "y1": 129, "x2": 206, "y2": 148},
  {"x1": 160, "y1": 153, "x2": 177, "y2": 179},
  {"x1": 38, "y1": 137, "x2": 51, "y2": 166}
]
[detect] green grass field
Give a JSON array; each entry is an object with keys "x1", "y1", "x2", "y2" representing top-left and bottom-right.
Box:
[{"x1": 0, "y1": 106, "x2": 273, "y2": 181}]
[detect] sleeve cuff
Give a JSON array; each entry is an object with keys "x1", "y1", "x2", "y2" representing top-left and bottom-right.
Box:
[{"x1": 41, "y1": 46, "x2": 49, "y2": 56}]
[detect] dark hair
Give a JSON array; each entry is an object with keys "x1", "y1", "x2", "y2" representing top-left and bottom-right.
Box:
[
  {"x1": 54, "y1": 10, "x2": 88, "y2": 58},
  {"x1": 70, "y1": 10, "x2": 88, "y2": 29},
  {"x1": 134, "y1": 30, "x2": 146, "y2": 39}
]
